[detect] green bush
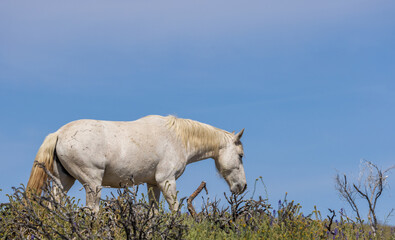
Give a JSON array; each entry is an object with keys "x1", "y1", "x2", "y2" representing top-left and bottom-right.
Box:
[{"x1": 1, "y1": 183, "x2": 394, "y2": 239}]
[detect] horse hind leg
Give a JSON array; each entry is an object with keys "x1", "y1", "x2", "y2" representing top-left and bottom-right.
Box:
[
  {"x1": 60, "y1": 168, "x2": 103, "y2": 213},
  {"x1": 51, "y1": 159, "x2": 76, "y2": 205},
  {"x1": 83, "y1": 182, "x2": 102, "y2": 213},
  {"x1": 53, "y1": 158, "x2": 76, "y2": 192},
  {"x1": 75, "y1": 169, "x2": 103, "y2": 213}
]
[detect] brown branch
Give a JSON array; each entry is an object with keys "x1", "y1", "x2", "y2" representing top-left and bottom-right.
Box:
[
  {"x1": 187, "y1": 181, "x2": 208, "y2": 218},
  {"x1": 325, "y1": 209, "x2": 336, "y2": 235}
]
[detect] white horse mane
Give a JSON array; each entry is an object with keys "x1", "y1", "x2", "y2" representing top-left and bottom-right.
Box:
[{"x1": 165, "y1": 115, "x2": 232, "y2": 153}]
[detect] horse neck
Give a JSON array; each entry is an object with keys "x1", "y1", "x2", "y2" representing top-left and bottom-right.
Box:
[
  {"x1": 186, "y1": 133, "x2": 231, "y2": 164},
  {"x1": 186, "y1": 148, "x2": 217, "y2": 164}
]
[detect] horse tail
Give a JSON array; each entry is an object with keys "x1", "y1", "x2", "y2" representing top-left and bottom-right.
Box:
[{"x1": 27, "y1": 132, "x2": 58, "y2": 195}]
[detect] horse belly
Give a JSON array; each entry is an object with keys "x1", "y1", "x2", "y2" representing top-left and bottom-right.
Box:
[{"x1": 102, "y1": 155, "x2": 160, "y2": 187}]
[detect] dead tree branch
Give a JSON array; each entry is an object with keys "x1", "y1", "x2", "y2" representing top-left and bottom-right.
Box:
[
  {"x1": 325, "y1": 208, "x2": 336, "y2": 235},
  {"x1": 335, "y1": 160, "x2": 395, "y2": 236},
  {"x1": 335, "y1": 174, "x2": 363, "y2": 226},
  {"x1": 187, "y1": 181, "x2": 208, "y2": 218}
]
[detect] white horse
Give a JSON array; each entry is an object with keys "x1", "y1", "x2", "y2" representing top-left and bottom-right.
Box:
[{"x1": 27, "y1": 115, "x2": 246, "y2": 212}]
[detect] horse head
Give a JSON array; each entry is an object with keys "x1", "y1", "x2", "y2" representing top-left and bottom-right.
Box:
[{"x1": 215, "y1": 129, "x2": 247, "y2": 194}]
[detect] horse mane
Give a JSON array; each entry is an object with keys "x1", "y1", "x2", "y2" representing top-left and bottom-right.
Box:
[{"x1": 166, "y1": 115, "x2": 232, "y2": 153}]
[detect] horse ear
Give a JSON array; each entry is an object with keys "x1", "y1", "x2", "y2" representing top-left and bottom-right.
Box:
[
  {"x1": 232, "y1": 131, "x2": 235, "y2": 134},
  {"x1": 234, "y1": 128, "x2": 244, "y2": 141}
]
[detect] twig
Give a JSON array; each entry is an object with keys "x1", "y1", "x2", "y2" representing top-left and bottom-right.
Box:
[
  {"x1": 187, "y1": 181, "x2": 208, "y2": 218},
  {"x1": 325, "y1": 208, "x2": 336, "y2": 235}
]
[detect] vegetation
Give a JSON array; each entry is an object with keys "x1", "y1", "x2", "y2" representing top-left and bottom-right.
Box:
[
  {"x1": 335, "y1": 160, "x2": 395, "y2": 236},
  {"x1": 1, "y1": 177, "x2": 394, "y2": 240}
]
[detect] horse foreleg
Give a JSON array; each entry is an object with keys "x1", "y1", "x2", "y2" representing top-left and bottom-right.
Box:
[
  {"x1": 158, "y1": 179, "x2": 179, "y2": 211},
  {"x1": 147, "y1": 183, "x2": 161, "y2": 209}
]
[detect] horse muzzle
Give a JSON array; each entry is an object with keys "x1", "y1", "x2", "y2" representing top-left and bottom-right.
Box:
[{"x1": 231, "y1": 183, "x2": 247, "y2": 194}]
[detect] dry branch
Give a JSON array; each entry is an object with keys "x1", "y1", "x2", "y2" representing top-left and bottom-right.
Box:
[
  {"x1": 187, "y1": 181, "x2": 208, "y2": 218},
  {"x1": 325, "y1": 208, "x2": 336, "y2": 235}
]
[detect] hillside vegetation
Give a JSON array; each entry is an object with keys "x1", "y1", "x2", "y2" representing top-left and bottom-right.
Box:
[{"x1": 1, "y1": 180, "x2": 394, "y2": 240}]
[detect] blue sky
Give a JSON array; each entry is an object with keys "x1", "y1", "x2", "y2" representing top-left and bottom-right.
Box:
[{"x1": 1, "y1": 0, "x2": 394, "y2": 225}]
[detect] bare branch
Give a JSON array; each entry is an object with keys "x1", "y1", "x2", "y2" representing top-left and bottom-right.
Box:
[
  {"x1": 187, "y1": 181, "x2": 208, "y2": 218},
  {"x1": 325, "y1": 208, "x2": 336, "y2": 235},
  {"x1": 336, "y1": 160, "x2": 393, "y2": 236}
]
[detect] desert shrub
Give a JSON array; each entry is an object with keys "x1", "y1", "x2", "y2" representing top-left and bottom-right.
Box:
[
  {"x1": 0, "y1": 183, "x2": 187, "y2": 239},
  {"x1": 1, "y1": 180, "x2": 394, "y2": 239}
]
